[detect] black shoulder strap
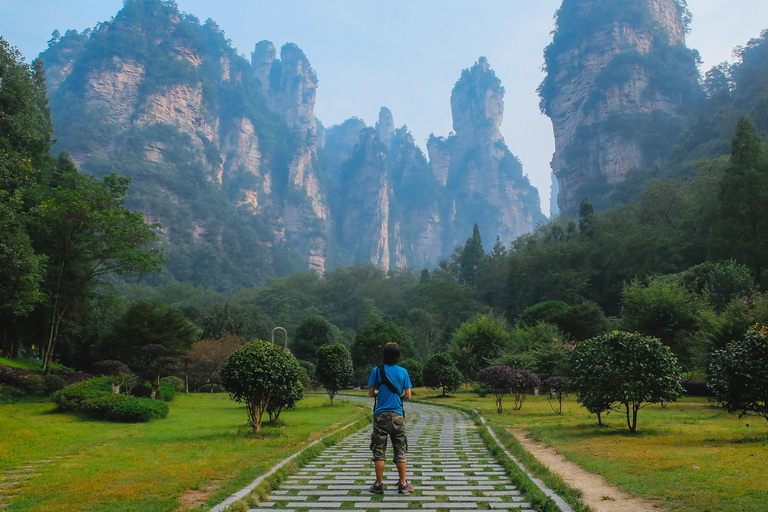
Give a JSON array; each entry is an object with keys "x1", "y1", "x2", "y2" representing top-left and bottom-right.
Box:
[{"x1": 377, "y1": 365, "x2": 401, "y2": 395}]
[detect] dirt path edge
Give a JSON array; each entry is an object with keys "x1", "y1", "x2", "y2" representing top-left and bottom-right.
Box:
[{"x1": 507, "y1": 428, "x2": 664, "y2": 512}]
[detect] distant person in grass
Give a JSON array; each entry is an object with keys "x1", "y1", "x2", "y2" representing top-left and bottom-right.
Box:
[{"x1": 367, "y1": 342, "x2": 414, "y2": 495}]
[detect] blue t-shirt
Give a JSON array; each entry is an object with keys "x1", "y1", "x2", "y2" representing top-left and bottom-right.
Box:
[{"x1": 368, "y1": 364, "x2": 412, "y2": 415}]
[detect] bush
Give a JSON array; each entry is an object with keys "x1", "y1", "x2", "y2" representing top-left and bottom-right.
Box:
[
  {"x1": 568, "y1": 331, "x2": 684, "y2": 432},
  {"x1": 509, "y1": 369, "x2": 540, "y2": 411},
  {"x1": 17, "y1": 374, "x2": 46, "y2": 396},
  {"x1": 42, "y1": 374, "x2": 67, "y2": 395},
  {"x1": 106, "y1": 397, "x2": 169, "y2": 422},
  {"x1": 52, "y1": 377, "x2": 168, "y2": 422},
  {"x1": 399, "y1": 358, "x2": 423, "y2": 388},
  {"x1": 220, "y1": 340, "x2": 304, "y2": 433},
  {"x1": 298, "y1": 360, "x2": 316, "y2": 389},
  {"x1": 708, "y1": 324, "x2": 768, "y2": 422},
  {"x1": 517, "y1": 301, "x2": 568, "y2": 327},
  {"x1": 0, "y1": 385, "x2": 27, "y2": 402},
  {"x1": 477, "y1": 365, "x2": 515, "y2": 413},
  {"x1": 423, "y1": 352, "x2": 463, "y2": 397},
  {"x1": 316, "y1": 343, "x2": 354, "y2": 405},
  {"x1": 52, "y1": 377, "x2": 113, "y2": 411},
  {"x1": 161, "y1": 376, "x2": 185, "y2": 392},
  {"x1": 134, "y1": 381, "x2": 175, "y2": 401},
  {"x1": 199, "y1": 383, "x2": 225, "y2": 393},
  {"x1": 542, "y1": 376, "x2": 570, "y2": 414}
]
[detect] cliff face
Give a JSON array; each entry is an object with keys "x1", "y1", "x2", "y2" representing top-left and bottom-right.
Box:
[
  {"x1": 540, "y1": 0, "x2": 700, "y2": 213},
  {"x1": 40, "y1": 0, "x2": 545, "y2": 286},
  {"x1": 42, "y1": 0, "x2": 330, "y2": 287},
  {"x1": 429, "y1": 58, "x2": 545, "y2": 247}
]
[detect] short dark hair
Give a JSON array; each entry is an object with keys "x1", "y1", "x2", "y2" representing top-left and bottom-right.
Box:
[{"x1": 383, "y1": 342, "x2": 401, "y2": 365}]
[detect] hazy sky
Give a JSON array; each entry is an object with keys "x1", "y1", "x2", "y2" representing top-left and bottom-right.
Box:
[{"x1": 2, "y1": 1, "x2": 766, "y2": 214}]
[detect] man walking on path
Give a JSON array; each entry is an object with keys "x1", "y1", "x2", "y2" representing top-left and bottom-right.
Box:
[{"x1": 367, "y1": 342, "x2": 414, "y2": 495}]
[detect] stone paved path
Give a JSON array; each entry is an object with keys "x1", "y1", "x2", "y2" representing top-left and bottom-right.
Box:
[{"x1": 246, "y1": 401, "x2": 536, "y2": 512}]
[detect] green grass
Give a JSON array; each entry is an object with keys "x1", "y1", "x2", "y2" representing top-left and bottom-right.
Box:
[
  {"x1": 421, "y1": 390, "x2": 768, "y2": 512},
  {"x1": 0, "y1": 357, "x2": 70, "y2": 372},
  {"x1": 0, "y1": 393, "x2": 370, "y2": 512}
]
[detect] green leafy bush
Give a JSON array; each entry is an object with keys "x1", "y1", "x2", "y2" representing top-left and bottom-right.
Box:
[
  {"x1": 17, "y1": 374, "x2": 46, "y2": 396},
  {"x1": 161, "y1": 376, "x2": 185, "y2": 392},
  {"x1": 134, "y1": 381, "x2": 175, "y2": 401},
  {"x1": 399, "y1": 358, "x2": 423, "y2": 388},
  {"x1": 316, "y1": 343, "x2": 353, "y2": 405},
  {"x1": 708, "y1": 324, "x2": 768, "y2": 422},
  {"x1": 422, "y1": 352, "x2": 463, "y2": 397},
  {"x1": 52, "y1": 377, "x2": 168, "y2": 422},
  {"x1": 106, "y1": 397, "x2": 169, "y2": 422},
  {"x1": 43, "y1": 374, "x2": 67, "y2": 395},
  {"x1": 220, "y1": 340, "x2": 304, "y2": 433},
  {"x1": 568, "y1": 331, "x2": 684, "y2": 432}
]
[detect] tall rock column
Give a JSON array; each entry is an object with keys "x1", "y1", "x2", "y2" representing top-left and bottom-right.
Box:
[
  {"x1": 539, "y1": 0, "x2": 700, "y2": 214},
  {"x1": 431, "y1": 57, "x2": 544, "y2": 247}
]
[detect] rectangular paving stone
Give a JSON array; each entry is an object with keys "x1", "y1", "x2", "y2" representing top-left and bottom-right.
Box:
[
  {"x1": 353, "y1": 503, "x2": 408, "y2": 508},
  {"x1": 449, "y1": 497, "x2": 501, "y2": 502},
  {"x1": 422, "y1": 491, "x2": 472, "y2": 496},
  {"x1": 489, "y1": 503, "x2": 531, "y2": 509},
  {"x1": 319, "y1": 497, "x2": 370, "y2": 502},
  {"x1": 299, "y1": 491, "x2": 349, "y2": 496},
  {"x1": 287, "y1": 503, "x2": 341, "y2": 508},
  {"x1": 421, "y1": 503, "x2": 477, "y2": 508},
  {"x1": 283, "y1": 485, "x2": 318, "y2": 490},
  {"x1": 482, "y1": 491, "x2": 521, "y2": 496},
  {"x1": 248, "y1": 509, "x2": 289, "y2": 512},
  {"x1": 382, "y1": 496, "x2": 436, "y2": 501},
  {"x1": 269, "y1": 496, "x2": 307, "y2": 501},
  {"x1": 445, "y1": 486, "x2": 494, "y2": 491}
]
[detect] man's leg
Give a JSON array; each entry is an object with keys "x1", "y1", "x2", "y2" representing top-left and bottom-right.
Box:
[
  {"x1": 396, "y1": 461, "x2": 407, "y2": 484},
  {"x1": 375, "y1": 460, "x2": 386, "y2": 484}
]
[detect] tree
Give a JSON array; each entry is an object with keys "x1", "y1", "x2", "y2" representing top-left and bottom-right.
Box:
[
  {"x1": 29, "y1": 162, "x2": 164, "y2": 372},
  {"x1": 508, "y1": 369, "x2": 540, "y2": 411},
  {"x1": 714, "y1": 115, "x2": 768, "y2": 285},
  {"x1": 422, "y1": 352, "x2": 463, "y2": 397},
  {"x1": 620, "y1": 278, "x2": 713, "y2": 372},
  {"x1": 266, "y1": 376, "x2": 304, "y2": 423},
  {"x1": 708, "y1": 324, "x2": 768, "y2": 422},
  {"x1": 477, "y1": 365, "x2": 515, "y2": 413},
  {"x1": 315, "y1": 343, "x2": 353, "y2": 405},
  {"x1": 542, "y1": 376, "x2": 570, "y2": 415},
  {"x1": 568, "y1": 331, "x2": 684, "y2": 432},
  {"x1": 292, "y1": 316, "x2": 335, "y2": 362},
  {"x1": 459, "y1": 223, "x2": 485, "y2": 286},
  {"x1": 185, "y1": 333, "x2": 243, "y2": 392},
  {"x1": 105, "y1": 300, "x2": 197, "y2": 365},
  {"x1": 137, "y1": 344, "x2": 177, "y2": 400},
  {"x1": 399, "y1": 358, "x2": 423, "y2": 388},
  {"x1": 220, "y1": 340, "x2": 303, "y2": 433},
  {"x1": 91, "y1": 360, "x2": 132, "y2": 394},
  {"x1": 351, "y1": 321, "x2": 414, "y2": 371},
  {"x1": 451, "y1": 313, "x2": 511, "y2": 380}
]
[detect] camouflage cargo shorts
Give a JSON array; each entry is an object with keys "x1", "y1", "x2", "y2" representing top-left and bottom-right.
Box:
[{"x1": 370, "y1": 411, "x2": 408, "y2": 463}]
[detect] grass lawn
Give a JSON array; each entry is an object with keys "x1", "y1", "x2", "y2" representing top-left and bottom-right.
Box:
[
  {"x1": 0, "y1": 393, "x2": 369, "y2": 512},
  {"x1": 418, "y1": 389, "x2": 768, "y2": 512}
]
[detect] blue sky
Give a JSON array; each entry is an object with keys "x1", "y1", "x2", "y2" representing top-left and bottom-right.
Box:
[{"x1": 2, "y1": 1, "x2": 766, "y2": 214}]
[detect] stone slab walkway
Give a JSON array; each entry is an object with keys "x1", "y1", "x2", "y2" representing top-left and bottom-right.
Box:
[{"x1": 244, "y1": 401, "x2": 538, "y2": 512}]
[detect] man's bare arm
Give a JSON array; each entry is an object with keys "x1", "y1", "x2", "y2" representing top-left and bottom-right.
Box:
[
  {"x1": 401, "y1": 388, "x2": 412, "y2": 400},
  {"x1": 369, "y1": 386, "x2": 377, "y2": 397}
]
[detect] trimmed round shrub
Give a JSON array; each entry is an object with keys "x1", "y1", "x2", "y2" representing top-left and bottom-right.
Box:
[
  {"x1": 52, "y1": 377, "x2": 113, "y2": 411},
  {"x1": 161, "y1": 376, "x2": 185, "y2": 392},
  {"x1": 0, "y1": 385, "x2": 27, "y2": 402},
  {"x1": 106, "y1": 398, "x2": 169, "y2": 422},
  {"x1": 17, "y1": 374, "x2": 46, "y2": 396},
  {"x1": 51, "y1": 377, "x2": 168, "y2": 422},
  {"x1": 43, "y1": 375, "x2": 66, "y2": 395},
  {"x1": 134, "y1": 381, "x2": 175, "y2": 401}
]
